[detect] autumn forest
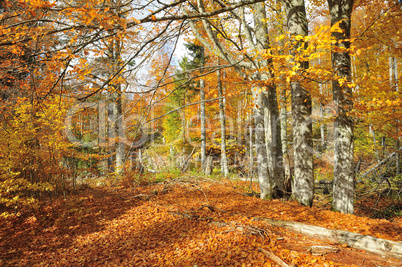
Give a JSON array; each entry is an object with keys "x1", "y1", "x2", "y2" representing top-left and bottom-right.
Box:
[{"x1": 0, "y1": 0, "x2": 401, "y2": 266}]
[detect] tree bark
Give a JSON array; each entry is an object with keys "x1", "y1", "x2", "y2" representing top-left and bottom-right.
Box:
[
  {"x1": 98, "y1": 101, "x2": 108, "y2": 175},
  {"x1": 115, "y1": 87, "x2": 125, "y2": 175},
  {"x1": 389, "y1": 56, "x2": 400, "y2": 174},
  {"x1": 284, "y1": 0, "x2": 314, "y2": 206},
  {"x1": 112, "y1": 35, "x2": 125, "y2": 176},
  {"x1": 217, "y1": 66, "x2": 229, "y2": 177},
  {"x1": 277, "y1": 1, "x2": 291, "y2": 192},
  {"x1": 254, "y1": 2, "x2": 284, "y2": 194},
  {"x1": 389, "y1": 57, "x2": 399, "y2": 91},
  {"x1": 182, "y1": 88, "x2": 186, "y2": 167},
  {"x1": 369, "y1": 124, "x2": 380, "y2": 162},
  {"x1": 328, "y1": 0, "x2": 355, "y2": 214},
  {"x1": 280, "y1": 91, "x2": 292, "y2": 192},
  {"x1": 264, "y1": 86, "x2": 285, "y2": 192},
  {"x1": 200, "y1": 78, "x2": 207, "y2": 173},
  {"x1": 249, "y1": 112, "x2": 254, "y2": 178},
  {"x1": 253, "y1": 87, "x2": 272, "y2": 199},
  {"x1": 320, "y1": 104, "x2": 326, "y2": 152}
]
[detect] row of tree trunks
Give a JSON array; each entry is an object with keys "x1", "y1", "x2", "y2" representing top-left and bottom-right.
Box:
[
  {"x1": 188, "y1": 0, "x2": 357, "y2": 213},
  {"x1": 188, "y1": 0, "x2": 285, "y2": 198}
]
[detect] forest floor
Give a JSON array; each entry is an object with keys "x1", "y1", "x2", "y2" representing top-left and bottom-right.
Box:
[{"x1": 0, "y1": 176, "x2": 401, "y2": 266}]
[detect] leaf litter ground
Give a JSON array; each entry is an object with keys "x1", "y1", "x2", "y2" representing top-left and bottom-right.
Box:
[{"x1": 0, "y1": 177, "x2": 401, "y2": 266}]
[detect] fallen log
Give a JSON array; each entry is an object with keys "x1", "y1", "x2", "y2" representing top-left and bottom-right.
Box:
[
  {"x1": 307, "y1": 246, "x2": 340, "y2": 256},
  {"x1": 255, "y1": 217, "x2": 402, "y2": 260}
]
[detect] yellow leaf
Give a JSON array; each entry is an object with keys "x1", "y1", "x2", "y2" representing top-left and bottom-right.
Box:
[{"x1": 356, "y1": 49, "x2": 361, "y2": 56}]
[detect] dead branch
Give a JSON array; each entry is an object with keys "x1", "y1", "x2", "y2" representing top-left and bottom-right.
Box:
[
  {"x1": 221, "y1": 222, "x2": 270, "y2": 238},
  {"x1": 258, "y1": 247, "x2": 290, "y2": 267},
  {"x1": 361, "y1": 151, "x2": 397, "y2": 179},
  {"x1": 181, "y1": 147, "x2": 196, "y2": 172},
  {"x1": 244, "y1": 225, "x2": 270, "y2": 238}
]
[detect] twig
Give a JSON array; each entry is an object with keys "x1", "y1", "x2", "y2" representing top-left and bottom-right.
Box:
[
  {"x1": 181, "y1": 147, "x2": 196, "y2": 172},
  {"x1": 258, "y1": 247, "x2": 290, "y2": 267}
]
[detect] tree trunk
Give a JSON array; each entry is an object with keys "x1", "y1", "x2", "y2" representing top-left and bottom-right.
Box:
[
  {"x1": 280, "y1": 91, "x2": 292, "y2": 192},
  {"x1": 319, "y1": 68, "x2": 326, "y2": 153},
  {"x1": 107, "y1": 101, "x2": 115, "y2": 172},
  {"x1": 200, "y1": 78, "x2": 207, "y2": 173},
  {"x1": 389, "y1": 56, "x2": 400, "y2": 174},
  {"x1": 254, "y1": 2, "x2": 284, "y2": 195},
  {"x1": 112, "y1": 35, "x2": 125, "y2": 176},
  {"x1": 98, "y1": 101, "x2": 108, "y2": 175},
  {"x1": 369, "y1": 124, "x2": 380, "y2": 162},
  {"x1": 389, "y1": 57, "x2": 398, "y2": 91},
  {"x1": 284, "y1": 0, "x2": 314, "y2": 206},
  {"x1": 264, "y1": 87, "x2": 285, "y2": 193},
  {"x1": 320, "y1": 104, "x2": 326, "y2": 152},
  {"x1": 253, "y1": 88, "x2": 272, "y2": 199},
  {"x1": 182, "y1": 89, "x2": 186, "y2": 167},
  {"x1": 249, "y1": 112, "x2": 254, "y2": 178},
  {"x1": 328, "y1": 0, "x2": 355, "y2": 214},
  {"x1": 277, "y1": 1, "x2": 291, "y2": 192},
  {"x1": 397, "y1": 139, "x2": 400, "y2": 175},
  {"x1": 115, "y1": 88, "x2": 125, "y2": 175},
  {"x1": 217, "y1": 67, "x2": 229, "y2": 176}
]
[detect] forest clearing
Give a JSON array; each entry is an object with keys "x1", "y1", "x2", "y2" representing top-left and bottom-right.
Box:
[{"x1": 0, "y1": 0, "x2": 401, "y2": 266}]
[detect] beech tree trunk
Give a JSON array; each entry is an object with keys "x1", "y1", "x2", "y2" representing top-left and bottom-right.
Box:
[
  {"x1": 200, "y1": 78, "x2": 207, "y2": 173},
  {"x1": 389, "y1": 56, "x2": 400, "y2": 174},
  {"x1": 254, "y1": 2, "x2": 284, "y2": 195},
  {"x1": 320, "y1": 104, "x2": 326, "y2": 151},
  {"x1": 98, "y1": 101, "x2": 108, "y2": 175},
  {"x1": 284, "y1": 0, "x2": 314, "y2": 206},
  {"x1": 249, "y1": 112, "x2": 254, "y2": 178},
  {"x1": 182, "y1": 89, "x2": 186, "y2": 167},
  {"x1": 115, "y1": 88, "x2": 125, "y2": 175},
  {"x1": 389, "y1": 57, "x2": 398, "y2": 91},
  {"x1": 264, "y1": 86, "x2": 285, "y2": 192},
  {"x1": 112, "y1": 36, "x2": 125, "y2": 176},
  {"x1": 280, "y1": 91, "x2": 292, "y2": 192},
  {"x1": 217, "y1": 67, "x2": 229, "y2": 177},
  {"x1": 253, "y1": 87, "x2": 272, "y2": 199},
  {"x1": 369, "y1": 124, "x2": 380, "y2": 162},
  {"x1": 277, "y1": 1, "x2": 291, "y2": 192},
  {"x1": 107, "y1": 102, "x2": 114, "y2": 171},
  {"x1": 328, "y1": 0, "x2": 355, "y2": 214}
]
